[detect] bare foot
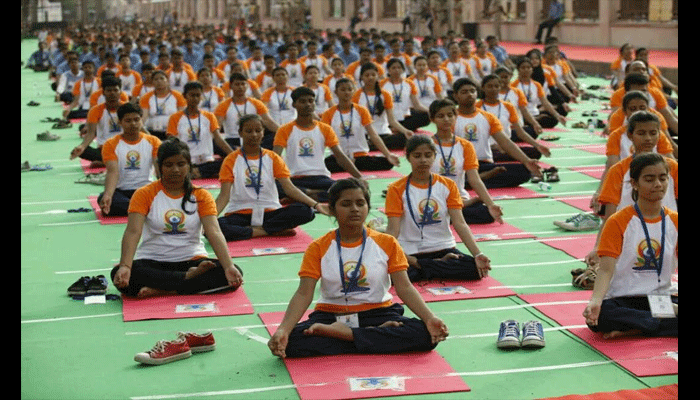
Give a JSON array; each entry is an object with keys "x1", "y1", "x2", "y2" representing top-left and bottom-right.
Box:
[
  {"x1": 377, "y1": 320, "x2": 403, "y2": 328},
  {"x1": 137, "y1": 286, "x2": 177, "y2": 298},
  {"x1": 603, "y1": 329, "x2": 642, "y2": 339},
  {"x1": 303, "y1": 321, "x2": 354, "y2": 341},
  {"x1": 480, "y1": 166, "x2": 507, "y2": 181},
  {"x1": 185, "y1": 260, "x2": 217, "y2": 280},
  {"x1": 270, "y1": 228, "x2": 297, "y2": 237}
]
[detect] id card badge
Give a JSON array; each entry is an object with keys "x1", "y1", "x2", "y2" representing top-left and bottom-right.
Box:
[
  {"x1": 251, "y1": 205, "x2": 265, "y2": 227},
  {"x1": 648, "y1": 293, "x2": 676, "y2": 318},
  {"x1": 335, "y1": 313, "x2": 359, "y2": 328}
]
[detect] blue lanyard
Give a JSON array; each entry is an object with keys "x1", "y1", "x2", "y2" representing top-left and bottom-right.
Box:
[
  {"x1": 276, "y1": 89, "x2": 288, "y2": 110},
  {"x1": 363, "y1": 90, "x2": 379, "y2": 116},
  {"x1": 185, "y1": 111, "x2": 201, "y2": 145},
  {"x1": 232, "y1": 100, "x2": 248, "y2": 117},
  {"x1": 434, "y1": 134, "x2": 456, "y2": 177},
  {"x1": 391, "y1": 81, "x2": 403, "y2": 102},
  {"x1": 405, "y1": 173, "x2": 433, "y2": 239},
  {"x1": 633, "y1": 203, "x2": 666, "y2": 283},
  {"x1": 338, "y1": 105, "x2": 354, "y2": 139},
  {"x1": 154, "y1": 92, "x2": 172, "y2": 115},
  {"x1": 336, "y1": 228, "x2": 367, "y2": 295},
  {"x1": 241, "y1": 150, "x2": 263, "y2": 199}
]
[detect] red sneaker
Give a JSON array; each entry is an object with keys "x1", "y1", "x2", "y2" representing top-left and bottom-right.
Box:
[
  {"x1": 178, "y1": 331, "x2": 216, "y2": 353},
  {"x1": 134, "y1": 338, "x2": 192, "y2": 365}
]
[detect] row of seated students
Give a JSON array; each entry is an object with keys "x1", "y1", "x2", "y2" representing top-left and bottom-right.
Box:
[{"x1": 45, "y1": 32, "x2": 676, "y2": 357}]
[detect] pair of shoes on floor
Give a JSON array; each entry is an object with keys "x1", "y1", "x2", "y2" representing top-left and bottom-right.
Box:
[
  {"x1": 571, "y1": 266, "x2": 597, "y2": 289},
  {"x1": 27, "y1": 100, "x2": 40, "y2": 106},
  {"x1": 37, "y1": 131, "x2": 61, "y2": 141},
  {"x1": 134, "y1": 332, "x2": 216, "y2": 365},
  {"x1": 52, "y1": 120, "x2": 73, "y2": 129},
  {"x1": 553, "y1": 212, "x2": 600, "y2": 231},
  {"x1": 75, "y1": 171, "x2": 106, "y2": 185},
  {"x1": 582, "y1": 111, "x2": 598, "y2": 117},
  {"x1": 21, "y1": 161, "x2": 52, "y2": 172},
  {"x1": 67, "y1": 275, "x2": 108, "y2": 296},
  {"x1": 497, "y1": 320, "x2": 545, "y2": 349},
  {"x1": 531, "y1": 167, "x2": 559, "y2": 184},
  {"x1": 538, "y1": 134, "x2": 560, "y2": 141},
  {"x1": 366, "y1": 217, "x2": 386, "y2": 232}
]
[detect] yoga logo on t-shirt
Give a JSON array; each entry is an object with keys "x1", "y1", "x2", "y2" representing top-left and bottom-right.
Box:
[
  {"x1": 124, "y1": 150, "x2": 141, "y2": 170},
  {"x1": 187, "y1": 127, "x2": 200, "y2": 145},
  {"x1": 464, "y1": 123, "x2": 478, "y2": 142},
  {"x1": 163, "y1": 209, "x2": 186, "y2": 234},
  {"x1": 633, "y1": 238, "x2": 662, "y2": 271},
  {"x1": 244, "y1": 166, "x2": 263, "y2": 190},
  {"x1": 298, "y1": 137, "x2": 315, "y2": 157},
  {"x1": 438, "y1": 158, "x2": 456, "y2": 177},
  {"x1": 418, "y1": 198, "x2": 441, "y2": 225},
  {"x1": 341, "y1": 261, "x2": 370, "y2": 293}
]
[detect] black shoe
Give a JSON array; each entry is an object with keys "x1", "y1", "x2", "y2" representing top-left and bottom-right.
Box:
[
  {"x1": 67, "y1": 276, "x2": 91, "y2": 296},
  {"x1": 86, "y1": 275, "x2": 108, "y2": 295}
]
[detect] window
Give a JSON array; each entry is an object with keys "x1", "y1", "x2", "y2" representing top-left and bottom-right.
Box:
[
  {"x1": 618, "y1": 0, "x2": 649, "y2": 20},
  {"x1": 383, "y1": 0, "x2": 410, "y2": 18},
  {"x1": 355, "y1": 0, "x2": 372, "y2": 19},
  {"x1": 330, "y1": 0, "x2": 344, "y2": 18},
  {"x1": 482, "y1": 0, "x2": 526, "y2": 20},
  {"x1": 572, "y1": 0, "x2": 598, "y2": 20}
]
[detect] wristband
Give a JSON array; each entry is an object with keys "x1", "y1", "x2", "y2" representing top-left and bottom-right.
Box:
[{"x1": 474, "y1": 252, "x2": 484, "y2": 258}]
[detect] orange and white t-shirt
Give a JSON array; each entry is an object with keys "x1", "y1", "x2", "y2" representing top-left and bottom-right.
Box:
[
  {"x1": 607, "y1": 107, "x2": 668, "y2": 134},
  {"x1": 605, "y1": 125, "x2": 674, "y2": 160},
  {"x1": 598, "y1": 156, "x2": 678, "y2": 211},
  {"x1": 441, "y1": 58, "x2": 473, "y2": 81},
  {"x1": 380, "y1": 78, "x2": 418, "y2": 120},
  {"x1": 385, "y1": 173, "x2": 464, "y2": 255},
  {"x1": 300, "y1": 54, "x2": 329, "y2": 80},
  {"x1": 476, "y1": 99, "x2": 520, "y2": 140},
  {"x1": 116, "y1": 70, "x2": 143, "y2": 94},
  {"x1": 430, "y1": 135, "x2": 480, "y2": 200},
  {"x1": 166, "y1": 110, "x2": 220, "y2": 164},
  {"x1": 129, "y1": 181, "x2": 217, "y2": 262},
  {"x1": 255, "y1": 70, "x2": 275, "y2": 92},
  {"x1": 610, "y1": 87, "x2": 668, "y2": 111},
  {"x1": 299, "y1": 228, "x2": 408, "y2": 313},
  {"x1": 321, "y1": 104, "x2": 373, "y2": 159},
  {"x1": 347, "y1": 60, "x2": 386, "y2": 84},
  {"x1": 131, "y1": 82, "x2": 154, "y2": 100},
  {"x1": 427, "y1": 67, "x2": 453, "y2": 97},
  {"x1": 245, "y1": 57, "x2": 266, "y2": 80},
  {"x1": 214, "y1": 97, "x2": 269, "y2": 140},
  {"x1": 323, "y1": 73, "x2": 354, "y2": 103},
  {"x1": 475, "y1": 53, "x2": 498, "y2": 77},
  {"x1": 351, "y1": 88, "x2": 395, "y2": 135},
  {"x1": 273, "y1": 120, "x2": 340, "y2": 177},
  {"x1": 87, "y1": 101, "x2": 126, "y2": 145},
  {"x1": 408, "y1": 74, "x2": 442, "y2": 109},
  {"x1": 221, "y1": 79, "x2": 260, "y2": 99},
  {"x1": 89, "y1": 89, "x2": 130, "y2": 108},
  {"x1": 218, "y1": 148, "x2": 290, "y2": 215},
  {"x1": 279, "y1": 59, "x2": 306, "y2": 88},
  {"x1": 101, "y1": 132, "x2": 161, "y2": 190},
  {"x1": 454, "y1": 108, "x2": 504, "y2": 163},
  {"x1": 71, "y1": 77, "x2": 101, "y2": 110},
  {"x1": 511, "y1": 79, "x2": 546, "y2": 117},
  {"x1": 260, "y1": 86, "x2": 297, "y2": 126},
  {"x1": 598, "y1": 205, "x2": 678, "y2": 299},
  {"x1": 166, "y1": 67, "x2": 197, "y2": 93},
  {"x1": 140, "y1": 90, "x2": 187, "y2": 132},
  {"x1": 199, "y1": 86, "x2": 227, "y2": 113},
  {"x1": 306, "y1": 83, "x2": 334, "y2": 114}
]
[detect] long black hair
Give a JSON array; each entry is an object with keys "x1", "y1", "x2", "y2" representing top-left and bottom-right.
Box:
[
  {"x1": 157, "y1": 137, "x2": 199, "y2": 215},
  {"x1": 359, "y1": 62, "x2": 385, "y2": 116}
]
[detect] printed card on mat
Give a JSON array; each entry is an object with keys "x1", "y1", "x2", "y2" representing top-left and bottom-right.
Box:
[
  {"x1": 175, "y1": 302, "x2": 219, "y2": 313},
  {"x1": 426, "y1": 286, "x2": 471, "y2": 296},
  {"x1": 348, "y1": 376, "x2": 406, "y2": 392}
]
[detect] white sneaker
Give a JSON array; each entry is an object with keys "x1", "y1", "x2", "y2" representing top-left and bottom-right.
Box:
[{"x1": 553, "y1": 213, "x2": 601, "y2": 231}]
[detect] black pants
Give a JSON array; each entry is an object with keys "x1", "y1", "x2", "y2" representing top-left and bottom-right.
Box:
[
  {"x1": 284, "y1": 303, "x2": 436, "y2": 358},
  {"x1": 193, "y1": 160, "x2": 222, "y2": 179},
  {"x1": 79, "y1": 146, "x2": 103, "y2": 162},
  {"x1": 587, "y1": 296, "x2": 678, "y2": 337},
  {"x1": 217, "y1": 203, "x2": 315, "y2": 241},
  {"x1": 110, "y1": 258, "x2": 241, "y2": 297},
  {"x1": 535, "y1": 18, "x2": 562, "y2": 42},
  {"x1": 408, "y1": 247, "x2": 481, "y2": 282},
  {"x1": 97, "y1": 188, "x2": 135, "y2": 217},
  {"x1": 67, "y1": 108, "x2": 89, "y2": 120},
  {"x1": 278, "y1": 175, "x2": 336, "y2": 203},
  {"x1": 463, "y1": 202, "x2": 496, "y2": 225},
  {"x1": 477, "y1": 160, "x2": 532, "y2": 189},
  {"x1": 324, "y1": 154, "x2": 394, "y2": 173}
]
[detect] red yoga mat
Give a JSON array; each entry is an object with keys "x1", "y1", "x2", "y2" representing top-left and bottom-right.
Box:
[
  {"x1": 569, "y1": 166, "x2": 605, "y2": 180},
  {"x1": 452, "y1": 221, "x2": 536, "y2": 242},
  {"x1": 225, "y1": 227, "x2": 315, "y2": 257},
  {"x1": 121, "y1": 289, "x2": 254, "y2": 322},
  {"x1": 192, "y1": 178, "x2": 221, "y2": 189},
  {"x1": 538, "y1": 384, "x2": 678, "y2": 400},
  {"x1": 259, "y1": 311, "x2": 470, "y2": 400},
  {"x1": 389, "y1": 276, "x2": 516, "y2": 304},
  {"x1": 572, "y1": 144, "x2": 607, "y2": 156},
  {"x1": 331, "y1": 169, "x2": 403, "y2": 180},
  {"x1": 87, "y1": 196, "x2": 128, "y2": 224},
  {"x1": 539, "y1": 234, "x2": 597, "y2": 260},
  {"x1": 468, "y1": 185, "x2": 549, "y2": 200},
  {"x1": 554, "y1": 195, "x2": 595, "y2": 212},
  {"x1": 518, "y1": 291, "x2": 678, "y2": 377},
  {"x1": 79, "y1": 158, "x2": 106, "y2": 175}
]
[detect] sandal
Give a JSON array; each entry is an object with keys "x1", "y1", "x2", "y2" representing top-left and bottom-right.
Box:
[
  {"x1": 27, "y1": 101, "x2": 40, "y2": 106},
  {"x1": 571, "y1": 121, "x2": 586, "y2": 129},
  {"x1": 37, "y1": 131, "x2": 61, "y2": 141},
  {"x1": 571, "y1": 265, "x2": 597, "y2": 290},
  {"x1": 52, "y1": 120, "x2": 73, "y2": 129},
  {"x1": 22, "y1": 161, "x2": 53, "y2": 172},
  {"x1": 539, "y1": 134, "x2": 560, "y2": 141},
  {"x1": 544, "y1": 167, "x2": 560, "y2": 183},
  {"x1": 75, "y1": 173, "x2": 106, "y2": 185}
]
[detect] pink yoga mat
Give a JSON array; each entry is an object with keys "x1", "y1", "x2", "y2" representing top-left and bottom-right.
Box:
[
  {"x1": 519, "y1": 291, "x2": 678, "y2": 377},
  {"x1": 570, "y1": 166, "x2": 605, "y2": 180},
  {"x1": 192, "y1": 178, "x2": 220, "y2": 189},
  {"x1": 121, "y1": 289, "x2": 254, "y2": 322},
  {"x1": 390, "y1": 276, "x2": 515, "y2": 304},
  {"x1": 259, "y1": 311, "x2": 470, "y2": 400},
  {"x1": 87, "y1": 196, "x2": 128, "y2": 224},
  {"x1": 453, "y1": 221, "x2": 536, "y2": 242},
  {"x1": 332, "y1": 169, "x2": 403, "y2": 180},
  {"x1": 467, "y1": 186, "x2": 548, "y2": 200},
  {"x1": 225, "y1": 227, "x2": 315, "y2": 257},
  {"x1": 554, "y1": 195, "x2": 595, "y2": 212},
  {"x1": 79, "y1": 158, "x2": 106, "y2": 174},
  {"x1": 572, "y1": 144, "x2": 607, "y2": 155},
  {"x1": 539, "y1": 234, "x2": 597, "y2": 260}
]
